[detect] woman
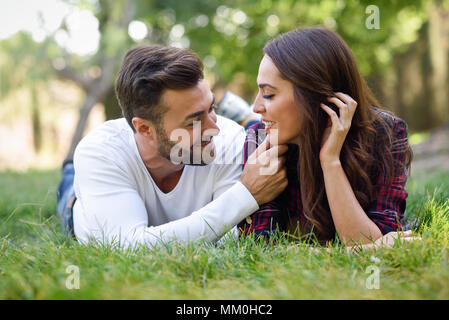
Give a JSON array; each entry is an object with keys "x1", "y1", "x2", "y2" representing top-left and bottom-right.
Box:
[{"x1": 238, "y1": 27, "x2": 414, "y2": 246}]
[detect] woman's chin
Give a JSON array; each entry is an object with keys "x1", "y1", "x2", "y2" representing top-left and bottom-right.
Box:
[
  {"x1": 266, "y1": 129, "x2": 299, "y2": 146},
  {"x1": 283, "y1": 135, "x2": 301, "y2": 146},
  {"x1": 269, "y1": 135, "x2": 289, "y2": 146}
]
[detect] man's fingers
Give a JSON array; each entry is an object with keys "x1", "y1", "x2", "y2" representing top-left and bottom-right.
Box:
[
  {"x1": 276, "y1": 144, "x2": 289, "y2": 156},
  {"x1": 255, "y1": 134, "x2": 270, "y2": 153},
  {"x1": 261, "y1": 157, "x2": 285, "y2": 176},
  {"x1": 280, "y1": 155, "x2": 287, "y2": 166},
  {"x1": 246, "y1": 136, "x2": 270, "y2": 163},
  {"x1": 265, "y1": 144, "x2": 288, "y2": 158},
  {"x1": 279, "y1": 179, "x2": 288, "y2": 191},
  {"x1": 279, "y1": 168, "x2": 287, "y2": 179},
  {"x1": 273, "y1": 169, "x2": 288, "y2": 191}
]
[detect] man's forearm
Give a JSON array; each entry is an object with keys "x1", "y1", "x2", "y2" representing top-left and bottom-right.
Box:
[{"x1": 77, "y1": 181, "x2": 259, "y2": 249}]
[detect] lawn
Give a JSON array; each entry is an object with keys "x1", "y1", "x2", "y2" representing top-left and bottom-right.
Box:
[{"x1": 0, "y1": 168, "x2": 448, "y2": 299}]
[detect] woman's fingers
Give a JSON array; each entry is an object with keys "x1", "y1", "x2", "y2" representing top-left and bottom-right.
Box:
[
  {"x1": 334, "y1": 92, "x2": 357, "y2": 110},
  {"x1": 320, "y1": 103, "x2": 339, "y2": 123},
  {"x1": 400, "y1": 230, "x2": 414, "y2": 237},
  {"x1": 327, "y1": 94, "x2": 357, "y2": 126},
  {"x1": 327, "y1": 97, "x2": 348, "y2": 114},
  {"x1": 387, "y1": 230, "x2": 414, "y2": 238},
  {"x1": 319, "y1": 93, "x2": 357, "y2": 161},
  {"x1": 381, "y1": 230, "x2": 422, "y2": 245},
  {"x1": 402, "y1": 236, "x2": 422, "y2": 242},
  {"x1": 321, "y1": 103, "x2": 345, "y2": 133}
]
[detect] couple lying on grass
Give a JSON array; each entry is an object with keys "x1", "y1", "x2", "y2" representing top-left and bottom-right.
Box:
[{"x1": 57, "y1": 27, "x2": 419, "y2": 251}]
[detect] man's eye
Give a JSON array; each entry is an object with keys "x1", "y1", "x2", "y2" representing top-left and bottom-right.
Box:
[
  {"x1": 209, "y1": 104, "x2": 217, "y2": 113},
  {"x1": 263, "y1": 94, "x2": 274, "y2": 99}
]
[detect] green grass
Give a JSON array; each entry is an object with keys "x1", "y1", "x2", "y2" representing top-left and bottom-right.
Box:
[{"x1": 0, "y1": 168, "x2": 448, "y2": 299}]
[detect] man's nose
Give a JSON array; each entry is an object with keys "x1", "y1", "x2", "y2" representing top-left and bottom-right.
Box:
[{"x1": 204, "y1": 112, "x2": 220, "y2": 136}]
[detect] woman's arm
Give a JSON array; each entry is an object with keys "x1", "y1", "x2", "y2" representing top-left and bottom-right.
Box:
[
  {"x1": 319, "y1": 93, "x2": 383, "y2": 245},
  {"x1": 321, "y1": 160, "x2": 382, "y2": 244},
  {"x1": 365, "y1": 118, "x2": 409, "y2": 234}
]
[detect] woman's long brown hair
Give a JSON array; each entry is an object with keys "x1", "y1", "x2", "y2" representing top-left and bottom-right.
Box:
[{"x1": 264, "y1": 27, "x2": 413, "y2": 243}]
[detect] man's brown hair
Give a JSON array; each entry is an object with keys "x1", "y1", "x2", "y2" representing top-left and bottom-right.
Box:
[{"x1": 115, "y1": 45, "x2": 204, "y2": 132}]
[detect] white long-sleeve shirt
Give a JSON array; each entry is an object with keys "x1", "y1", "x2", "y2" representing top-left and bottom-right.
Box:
[{"x1": 72, "y1": 115, "x2": 259, "y2": 248}]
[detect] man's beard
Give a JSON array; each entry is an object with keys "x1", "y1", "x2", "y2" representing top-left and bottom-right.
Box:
[{"x1": 155, "y1": 126, "x2": 216, "y2": 166}]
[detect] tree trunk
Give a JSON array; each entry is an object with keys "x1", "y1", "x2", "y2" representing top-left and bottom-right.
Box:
[
  {"x1": 60, "y1": 0, "x2": 136, "y2": 161},
  {"x1": 65, "y1": 93, "x2": 101, "y2": 161},
  {"x1": 427, "y1": 0, "x2": 449, "y2": 126},
  {"x1": 30, "y1": 85, "x2": 42, "y2": 153}
]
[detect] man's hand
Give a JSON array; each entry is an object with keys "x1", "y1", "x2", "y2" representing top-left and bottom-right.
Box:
[{"x1": 240, "y1": 137, "x2": 288, "y2": 206}]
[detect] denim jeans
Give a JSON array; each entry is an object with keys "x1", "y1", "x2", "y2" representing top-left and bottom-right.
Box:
[{"x1": 56, "y1": 161, "x2": 76, "y2": 239}]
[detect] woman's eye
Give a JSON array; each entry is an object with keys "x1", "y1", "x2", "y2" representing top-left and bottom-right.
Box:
[{"x1": 263, "y1": 94, "x2": 274, "y2": 99}]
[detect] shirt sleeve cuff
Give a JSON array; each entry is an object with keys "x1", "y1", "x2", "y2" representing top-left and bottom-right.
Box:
[{"x1": 228, "y1": 181, "x2": 260, "y2": 218}]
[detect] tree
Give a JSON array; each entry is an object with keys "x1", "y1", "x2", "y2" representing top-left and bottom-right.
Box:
[
  {"x1": 1, "y1": 0, "x2": 446, "y2": 162},
  {"x1": 0, "y1": 32, "x2": 57, "y2": 153},
  {"x1": 52, "y1": 0, "x2": 135, "y2": 160}
]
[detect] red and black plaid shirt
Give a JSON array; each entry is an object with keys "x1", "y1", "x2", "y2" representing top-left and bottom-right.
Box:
[{"x1": 238, "y1": 110, "x2": 410, "y2": 239}]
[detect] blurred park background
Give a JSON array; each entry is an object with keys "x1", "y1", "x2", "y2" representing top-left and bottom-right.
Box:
[{"x1": 1, "y1": 0, "x2": 449, "y2": 173}]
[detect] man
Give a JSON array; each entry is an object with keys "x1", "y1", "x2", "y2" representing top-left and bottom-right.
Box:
[{"x1": 57, "y1": 45, "x2": 288, "y2": 248}]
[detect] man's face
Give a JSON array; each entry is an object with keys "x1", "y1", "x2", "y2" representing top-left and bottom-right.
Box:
[{"x1": 156, "y1": 79, "x2": 220, "y2": 165}]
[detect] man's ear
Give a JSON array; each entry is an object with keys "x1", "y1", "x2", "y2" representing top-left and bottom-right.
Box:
[{"x1": 132, "y1": 117, "x2": 154, "y2": 139}]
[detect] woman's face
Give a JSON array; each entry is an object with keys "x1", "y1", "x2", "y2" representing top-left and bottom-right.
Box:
[{"x1": 254, "y1": 55, "x2": 301, "y2": 145}]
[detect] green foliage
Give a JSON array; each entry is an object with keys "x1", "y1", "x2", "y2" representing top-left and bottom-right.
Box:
[
  {"x1": 123, "y1": 0, "x2": 428, "y2": 99},
  {"x1": 0, "y1": 32, "x2": 58, "y2": 99},
  {"x1": 0, "y1": 0, "x2": 432, "y2": 101}
]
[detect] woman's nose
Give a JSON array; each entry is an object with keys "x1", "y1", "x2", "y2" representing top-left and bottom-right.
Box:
[{"x1": 252, "y1": 95, "x2": 266, "y2": 114}]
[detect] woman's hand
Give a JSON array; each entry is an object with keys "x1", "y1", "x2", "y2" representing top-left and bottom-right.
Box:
[
  {"x1": 346, "y1": 230, "x2": 422, "y2": 252},
  {"x1": 372, "y1": 230, "x2": 422, "y2": 247},
  {"x1": 309, "y1": 230, "x2": 422, "y2": 254},
  {"x1": 319, "y1": 92, "x2": 358, "y2": 166}
]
